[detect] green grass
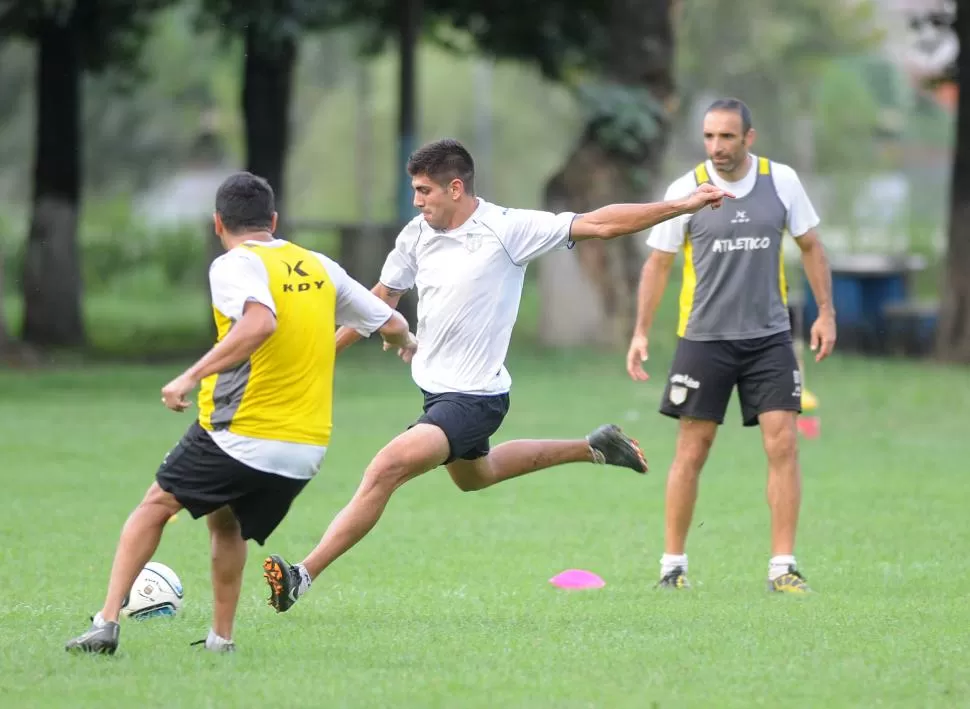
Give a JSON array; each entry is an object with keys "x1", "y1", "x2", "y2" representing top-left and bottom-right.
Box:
[{"x1": 2, "y1": 340, "x2": 969, "y2": 708}]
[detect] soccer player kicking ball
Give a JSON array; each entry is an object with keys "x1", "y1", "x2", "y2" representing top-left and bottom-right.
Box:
[
  {"x1": 263, "y1": 138, "x2": 731, "y2": 612},
  {"x1": 66, "y1": 173, "x2": 412, "y2": 654}
]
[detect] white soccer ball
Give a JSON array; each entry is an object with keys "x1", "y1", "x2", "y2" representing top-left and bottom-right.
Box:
[{"x1": 121, "y1": 561, "x2": 184, "y2": 620}]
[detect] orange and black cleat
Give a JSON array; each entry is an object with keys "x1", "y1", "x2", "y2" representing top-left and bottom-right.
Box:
[{"x1": 263, "y1": 554, "x2": 305, "y2": 613}]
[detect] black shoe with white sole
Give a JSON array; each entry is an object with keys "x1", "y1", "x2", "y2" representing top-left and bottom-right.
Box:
[{"x1": 65, "y1": 616, "x2": 120, "y2": 655}]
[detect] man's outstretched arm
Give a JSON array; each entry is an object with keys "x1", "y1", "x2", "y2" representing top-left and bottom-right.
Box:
[
  {"x1": 335, "y1": 283, "x2": 409, "y2": 354},
  {"x1": 570, "y1": 184, "x2": 732, "y2": 242}
]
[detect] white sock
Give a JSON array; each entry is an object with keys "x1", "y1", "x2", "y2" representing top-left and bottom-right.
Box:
[
  {"x1": 92, "y1": 612, "x2": 107, "y2": 628},
  {"x1": 661, "y1": 553, "x2": 688, "y2": 577},
  {"x1": 295, "y1": 564, "x2": 312, "y2": 596},
  {"x1": 769, "y1": 555, "x2": 797, "y2": 580},
  {"x1": 205, "y1": 628, "x2": 233, "y2": 650}
]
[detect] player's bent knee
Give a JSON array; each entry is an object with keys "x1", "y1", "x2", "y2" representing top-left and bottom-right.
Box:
[
  {"x1": 363, "y1": 448, "x2": 429, "y2": 492},
  {"x1": 361, "y1": 457, "x2": 411, "y2": 492},
  {"x1": 141, "y1": 482, "x2": 182, "y2": 517}
]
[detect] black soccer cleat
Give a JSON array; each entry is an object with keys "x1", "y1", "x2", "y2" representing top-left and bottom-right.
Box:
[
  {"x1": 768, "y1": 565, "x2": 812, "y2": 594},
  {"x1": 263, "y1": 554, "x2": 303, "y2": 613},
  {"x1": 587, "y1": 424, "x2": 648, "y2": 474},
  {"x1": 656, "y1": 566, "x2": 691, "y2": 589},
  {"x1": 65, "y1": 617, "x2": 120, "y2": 655}
]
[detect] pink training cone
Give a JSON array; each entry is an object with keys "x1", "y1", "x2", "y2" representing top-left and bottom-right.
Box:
[
  {"x1": 797, "y1": 416, "x2": 821, "y2": 439},
  {"x1": 549, "y1": 569, "x2": 606, "y2": 590}
]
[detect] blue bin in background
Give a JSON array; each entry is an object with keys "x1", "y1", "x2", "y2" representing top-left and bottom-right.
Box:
[{"x1": 799, "y1": 253, "x2": 926, "y2": 354}]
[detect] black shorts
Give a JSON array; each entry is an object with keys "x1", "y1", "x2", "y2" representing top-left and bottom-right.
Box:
[
  {"x1": 155, "y1": 421, "x2": 309, "y2": 545},
  {"x1": 412, "y1": 389, "x2": 510, "y2": 464},
  {"x1": 659, "y1": 330, "x2": 801, "y2": 427}
]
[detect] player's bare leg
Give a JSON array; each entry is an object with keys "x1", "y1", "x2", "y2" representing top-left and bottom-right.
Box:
[
  {"x1": 66, "y1": 483, "x2": 181, "y2": 654},
  {"x1": 658, "y1": 418, "x2": 717, "y2": 589},
  {"x1": 445, "y1": 425, "x2": 647, "y2": 491},
  {"x1": 759, "y1": 409, "x2": 811, "y2": 592},
  {"x1": 263, "y1": 424, "x2": 449, "y2": 612},
  {"x1": 204, "y1": 506, "x2": 245, "y2": 651}
]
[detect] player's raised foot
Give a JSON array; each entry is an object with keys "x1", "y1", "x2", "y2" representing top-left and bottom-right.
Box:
[
  {"x1": 656, "y1": 566, "x2": 691, "y2": 589},
  {"x1": 587, "y1": 424, "x2": 648, "y2": 473},
  {"x1": 263, "y1": 554, "x2": 307, "y2": 613},
  {"x1": 768, "y1": 566, "x2": 812, "y2": 594},
  {"x1": 65, "y1": 614, "x2": 120, "y2": 655}
]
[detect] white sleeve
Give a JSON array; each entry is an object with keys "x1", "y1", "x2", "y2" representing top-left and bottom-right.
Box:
[
  {"x1": 314, "y1": 254, "x2": 395, "y2": 337},
  {"x1": 209, "y1": 250, "x2": 276, "y2": 321},
  {"x1": 379, "y1": 219, "x2": 421, "y2": 291},
  {"x1": 772, "y1": 163, "x2": 821, "y2": 238},
  {"x1": 501, "y1": 209, "x2": 578, "y2": 265},
  {"x1": 645, "y1": 177, "x2": 694, "y2": 253}
]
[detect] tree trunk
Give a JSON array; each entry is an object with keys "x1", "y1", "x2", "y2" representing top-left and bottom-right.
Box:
[
  {"x1": 538, "y1": 0, "x2": 676, "y2": 348},
  {"x1": 0, "y1": 245, "x2": 12, "y2": 353},
  {"x1": 935, "y1": 5, "x2": 969, "y2": 363},
  {"x1": 21, "y1": 12, "x2": 84, "y2": 348},
  {"x1": 204, "y1": 27, "x2": 298, "y2": 337},
  {"x1": 242, "y1": 26, "x2": 297, "y2": 225}
]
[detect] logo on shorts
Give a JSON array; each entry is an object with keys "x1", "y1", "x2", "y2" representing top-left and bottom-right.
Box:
[
  {"x1": 668, "y1": 373, "x2": 699, "y2": 406},
  {"x1": 670, "y1": 373, "x2": 700, "y2": 389},
  {"x1": 792, "y1": 369, "x2": 802, "y2": 398},
  {"x1": 465, "y1": 234, "x2": 484, "y2": 252}
]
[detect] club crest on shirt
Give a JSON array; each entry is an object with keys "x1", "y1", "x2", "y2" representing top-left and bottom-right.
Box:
[{"x1": 464, "y1": 233, "x2": 484, "y2": 253}]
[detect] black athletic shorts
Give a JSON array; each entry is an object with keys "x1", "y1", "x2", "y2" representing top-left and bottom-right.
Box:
[
  {"x1": 155, "y1": 421, "x2": 309, "y2": 545},
  {"x1": 659, "y1": 330, "x2": 801, "y2": 427},
  {"x1": 411, "y1": 389, "x2": 510, "y2": 464}
]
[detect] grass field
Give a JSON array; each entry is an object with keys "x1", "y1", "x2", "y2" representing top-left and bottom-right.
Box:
[{"x1": 2, "y1": 335, "x2": 969, "y2": 708}]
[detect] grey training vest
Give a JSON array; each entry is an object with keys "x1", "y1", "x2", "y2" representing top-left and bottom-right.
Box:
[{"x1": 678, "y1": 157, "x2": 791, "y2": 341}]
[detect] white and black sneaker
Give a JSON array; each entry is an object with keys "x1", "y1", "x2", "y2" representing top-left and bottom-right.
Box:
[
  {"x1": 190, "y1": 629, "x2": 236, "y2": 653},
  {"x1": 65, "y1": 613, "x2": 120, "y2": 655}
]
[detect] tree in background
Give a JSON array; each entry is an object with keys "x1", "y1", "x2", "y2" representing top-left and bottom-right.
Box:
[
  {"x1": 197, "y1": 0, "x2": 340, "y2": 222},
  {"x1": 539, "y1": 0, "x2": 675, "y2": 347},
  {"x1": 924, "y1": 2, "x2": 968, "y2": 362},
  {"x1": 535, "y1": 0, "x2": 880, "y2": 349},
  {"x1": 674, "y1": 0, "x2": 882, "y2": 166},
  {"x1": 0, "y1": 0, "x2": 176, "y2": 348}
]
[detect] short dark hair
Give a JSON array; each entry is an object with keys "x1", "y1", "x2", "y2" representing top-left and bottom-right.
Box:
[
  {"x1": 406, "y1": 138, "x2": 475, "y2": 194},
  {"x1": 706, "y1": 98, "x2": 753, "y2": 134},
  {"x1": 215, "y1": 171, "x2": 275, "y2": 232}
]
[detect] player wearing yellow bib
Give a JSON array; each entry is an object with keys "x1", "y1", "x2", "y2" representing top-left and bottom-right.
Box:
[{"x1": 66, "y1": 172, "x2": 412, "y2": 656}]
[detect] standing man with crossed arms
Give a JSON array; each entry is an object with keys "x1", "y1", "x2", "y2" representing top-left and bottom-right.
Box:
[{"x1": 626, "y1": 99, "x2": 836, "y2": 593}]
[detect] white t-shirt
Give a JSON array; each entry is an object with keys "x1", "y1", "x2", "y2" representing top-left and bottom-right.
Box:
[
  {"x1": 205, "y1": 239, "x2": 394, "y2": 480},
  {"x1": 380, "y1": 198, "x2": 577, "y2": 395},
  {"x1": 646, "y1": 155, "x2": 820, "y2": 253}
]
